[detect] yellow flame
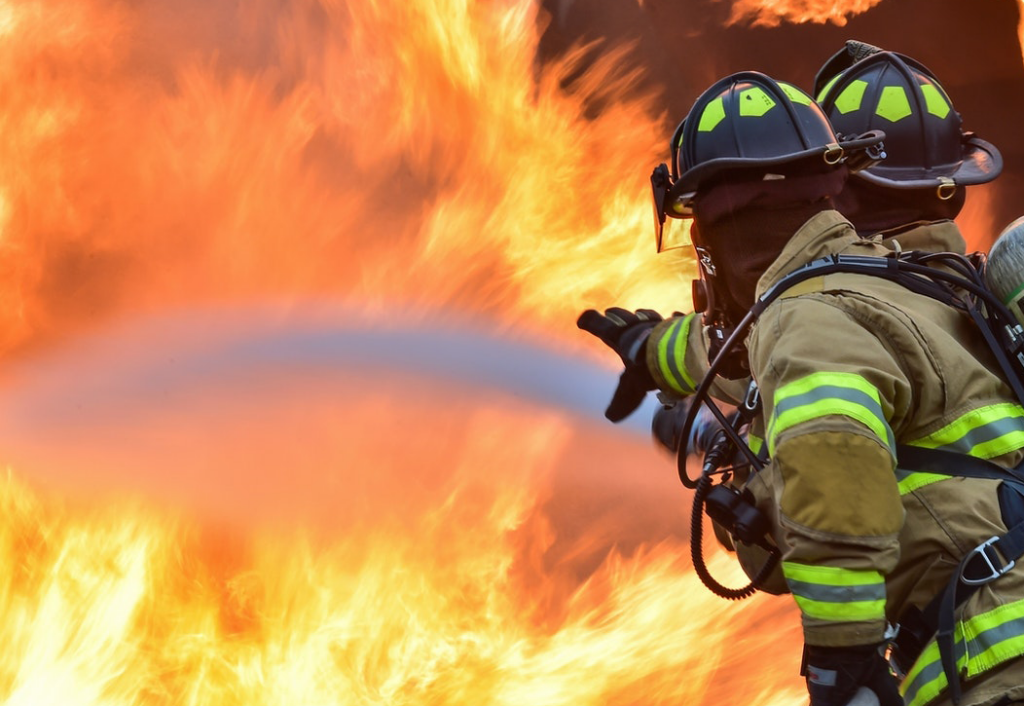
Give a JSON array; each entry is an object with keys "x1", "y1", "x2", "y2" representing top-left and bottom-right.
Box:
[
  {"x1": 1018, "y1": 0, "x2": 1024, "y2": 71},
  {"x1": 0, "y1": 0, "x2": 820, "y2": 703},
  {"x1": 0, "y1": 395, "x2": 806, "y2": 705}
]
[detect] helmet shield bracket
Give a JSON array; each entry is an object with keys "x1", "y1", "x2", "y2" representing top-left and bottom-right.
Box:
[
  {"x1": 651, "y1": 162, "x2": 669, "y2": 252},
  {"x1": 652, "y1": 162, "x2": 696, "y2": 252}
]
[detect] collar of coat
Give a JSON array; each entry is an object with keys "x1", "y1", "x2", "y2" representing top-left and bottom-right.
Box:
[
  {"x1": 754, "y1": 209, "x2": 887, "y2": 300},
  {"x1": 752, "y1": 211, "x2": 969, "y2": 303},
  {"x1": 877, "y1": 219, "x2": 967, "y2": 256}
]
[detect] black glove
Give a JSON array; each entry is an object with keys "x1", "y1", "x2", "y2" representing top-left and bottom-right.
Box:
[
  {"x1": 802, "y1": 643, "x2": 902, "y2": 706},
  {"x1": 577, "y1": 307, "x2": 663, "y2": 422}
]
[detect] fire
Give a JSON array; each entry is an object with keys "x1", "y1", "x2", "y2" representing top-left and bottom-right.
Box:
[
  {"x1": 0, "y1": 470, "x2": 803, "y2": 705},
  {"x1": 724, "y1": 0, "x2": 884, "y2": 27},
  {"x1": 0, "y1": 0, "x2": 827, "y2": 702},
  {"x1": 0, "y1": 0, "x2": 693, "y2": 358},
  {"x1": 0, "y1": 331, "x2": 804, "y2": 704},
  {"x1": 1018, "y1": 0, "x2": 1024, "y2": 70}
]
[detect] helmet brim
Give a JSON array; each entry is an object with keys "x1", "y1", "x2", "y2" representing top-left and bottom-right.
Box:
[
  {"x1": 672, "y1": 147, "x2": 839, "y2": 194},
  {"x1": 664, "y1": 132, "x2": 880, "y2": 217},
  {"x1": 855, "y1": 135, "x2": 1003, "y2": 189}
]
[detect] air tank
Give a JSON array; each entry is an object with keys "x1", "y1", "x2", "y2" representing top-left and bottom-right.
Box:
[{"x1": 986, "y1": 216, "x2": 1024, "y2": 327}]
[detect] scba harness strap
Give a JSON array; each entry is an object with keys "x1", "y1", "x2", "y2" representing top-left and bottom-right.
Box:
[
  {"x1": 752, "y1": 250, "x2": 1024, "y2": 406},
  {"x1": 680, "y1": 247, "x2": 1024, "y2": 492},
  {"x1": 890, "y1": 445, "x2": 1024, "y2": 705}
]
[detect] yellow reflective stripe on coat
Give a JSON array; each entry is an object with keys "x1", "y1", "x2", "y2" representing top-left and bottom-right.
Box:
[
  {"x1": 907, "y1": 402, "x2": 1024, "y2": 460},
  {"x1": 902, "y1": 597, "x2": 1024, "y2": 706},
  {"x1": 894, "y1": 468, "x2": 949, "y2": 495},
  {"x1": 767, "y1": 372, "x2": 894, "y2": 457},
  {"x1": 747, "y1": 433, "x2": 764, "y2": 457},
  {"x1": 655, "y1": 314, "x2": 697, "y2": 396},
  {"x1": 782, "y1": 562, "x2": 886, "y2": 622}
]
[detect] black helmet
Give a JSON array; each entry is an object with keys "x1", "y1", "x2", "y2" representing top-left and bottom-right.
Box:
[
  {"x1": 816, "y1": 47, "x2": 1001, "y2": 194},
  {"x1": 650, "y1": 70, "x2": 884, "y2": 244}
]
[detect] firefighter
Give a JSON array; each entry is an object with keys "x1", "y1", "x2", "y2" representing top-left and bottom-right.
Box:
[
  {"x1": 580, "y1": 71, "x2": 1024, "y2": 706},
  {"x1": 814, "y1": 41, "x2": 1002, "y2": 250}
]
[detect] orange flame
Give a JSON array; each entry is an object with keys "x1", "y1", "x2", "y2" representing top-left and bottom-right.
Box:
[
  {"x1": 0, "y1": 0, "x2": 820, "y2": 703},
  {"x1": 1018, "y1": 0, "x2": 1024, "y2": 70},
  {"x1": 0, "y1": 361, "x2": 804, "y2": 704},
  {"x1": 0, "y1": 0, "x2": 694, "y2": 358},
  {"x1": 724, "y1": 0, "x2": 884, "y2": 26}
]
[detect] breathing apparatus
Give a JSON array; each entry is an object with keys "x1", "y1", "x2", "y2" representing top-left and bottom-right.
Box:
[{"x1": 986, "y1": 217, "x2": 1024, "y2": 327}]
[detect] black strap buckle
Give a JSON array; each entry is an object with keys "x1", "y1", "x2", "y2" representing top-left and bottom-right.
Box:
[{"x1": 962, "y1": 536, "x2": 1016, "y2": 586}]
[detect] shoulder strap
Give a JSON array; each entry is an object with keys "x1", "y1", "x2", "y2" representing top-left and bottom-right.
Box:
[
  {"x1": 891, "y1": 443, "x2": 1024, "y2": 697},
  {"x1": 896, "y1": 443, "x2": 1024, "y2": 485}
]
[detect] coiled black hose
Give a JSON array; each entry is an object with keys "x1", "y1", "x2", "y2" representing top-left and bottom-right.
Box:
[{"x1": 690, "y1": 473, "x2": 780, "y2": 600}]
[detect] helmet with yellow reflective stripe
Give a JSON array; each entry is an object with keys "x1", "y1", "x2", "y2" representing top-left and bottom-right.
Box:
[
  {"x1": 659, "y1": 72, "x2": 882, "y2": 220},
  {"x1": 816, "y1": 47, "x2": 1002, "y2": 192}
]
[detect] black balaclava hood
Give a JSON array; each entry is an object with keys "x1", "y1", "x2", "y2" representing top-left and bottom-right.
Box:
[
  {"x1": 833, "y1": 176, "x2": 966, "y2": 237},
  {"x1": 692, "y1": 167, "x2": 847, "y2": 323}
]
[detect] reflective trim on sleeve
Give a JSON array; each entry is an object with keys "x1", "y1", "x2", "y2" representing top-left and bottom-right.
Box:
[
  {"x1": 907, "y1": 403, "x2": 1024, "y2": 460},
  {"x1": 902, "y1": 598, "x2": 1024, "y2": 706},
  {"x1": 782, "y1": 562, "x2": 886, "y2": 623},
  {"x1": 767, "y1": 372, "x2": 894, "y2": 457},
  {"x1": 655, "y1": 314, "x2": 698, "y2": 396}
]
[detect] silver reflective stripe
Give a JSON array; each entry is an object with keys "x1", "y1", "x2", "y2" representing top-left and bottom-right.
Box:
[
  {"x1": 768, "y1": 383, "x2": 894, "y2": 451},
  {"x1": 787, "y1": 579, "x2": 886, "y2": 604},
  {"x1": 901, "y1": 640, "x2": 966, "y2": 706},
  {"x1": 922, "y1": 415, "x2": 1024, "y2": 456},
  {"x1": 965, "y1": 612, "x2": 1024, "y2": 656}
]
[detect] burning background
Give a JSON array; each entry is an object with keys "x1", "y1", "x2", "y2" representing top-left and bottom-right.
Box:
[{"x1": 1, "y1": 0, "x2": 1022, "y2": 704}]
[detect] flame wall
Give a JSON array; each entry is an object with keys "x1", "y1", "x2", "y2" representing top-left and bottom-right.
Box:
[{"x1": 1, "y1": 0, "x2": 1022, "y2": 704}]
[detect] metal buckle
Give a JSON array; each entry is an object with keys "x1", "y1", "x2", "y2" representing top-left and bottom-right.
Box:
[
  {"x1": 694, "y1": 246, "x2": 716, "y2": 276},
  {"x1": 936, "y1": 177, "x2": 957, "y2": 201},
  {"x1": 823, "y1": 143, "x2": 844, "y2": 165},
  {"x1": 743, "y1": 382, "x2": 760, "y2": 414},
  {"x1": 962, "y1": 536, "x2": 1015, "y2": 586}
]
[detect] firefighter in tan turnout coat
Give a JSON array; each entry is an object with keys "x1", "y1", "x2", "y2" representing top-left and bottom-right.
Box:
[{"x1": 579, "y1": 65, "x2": 1024, "y2": 706}]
